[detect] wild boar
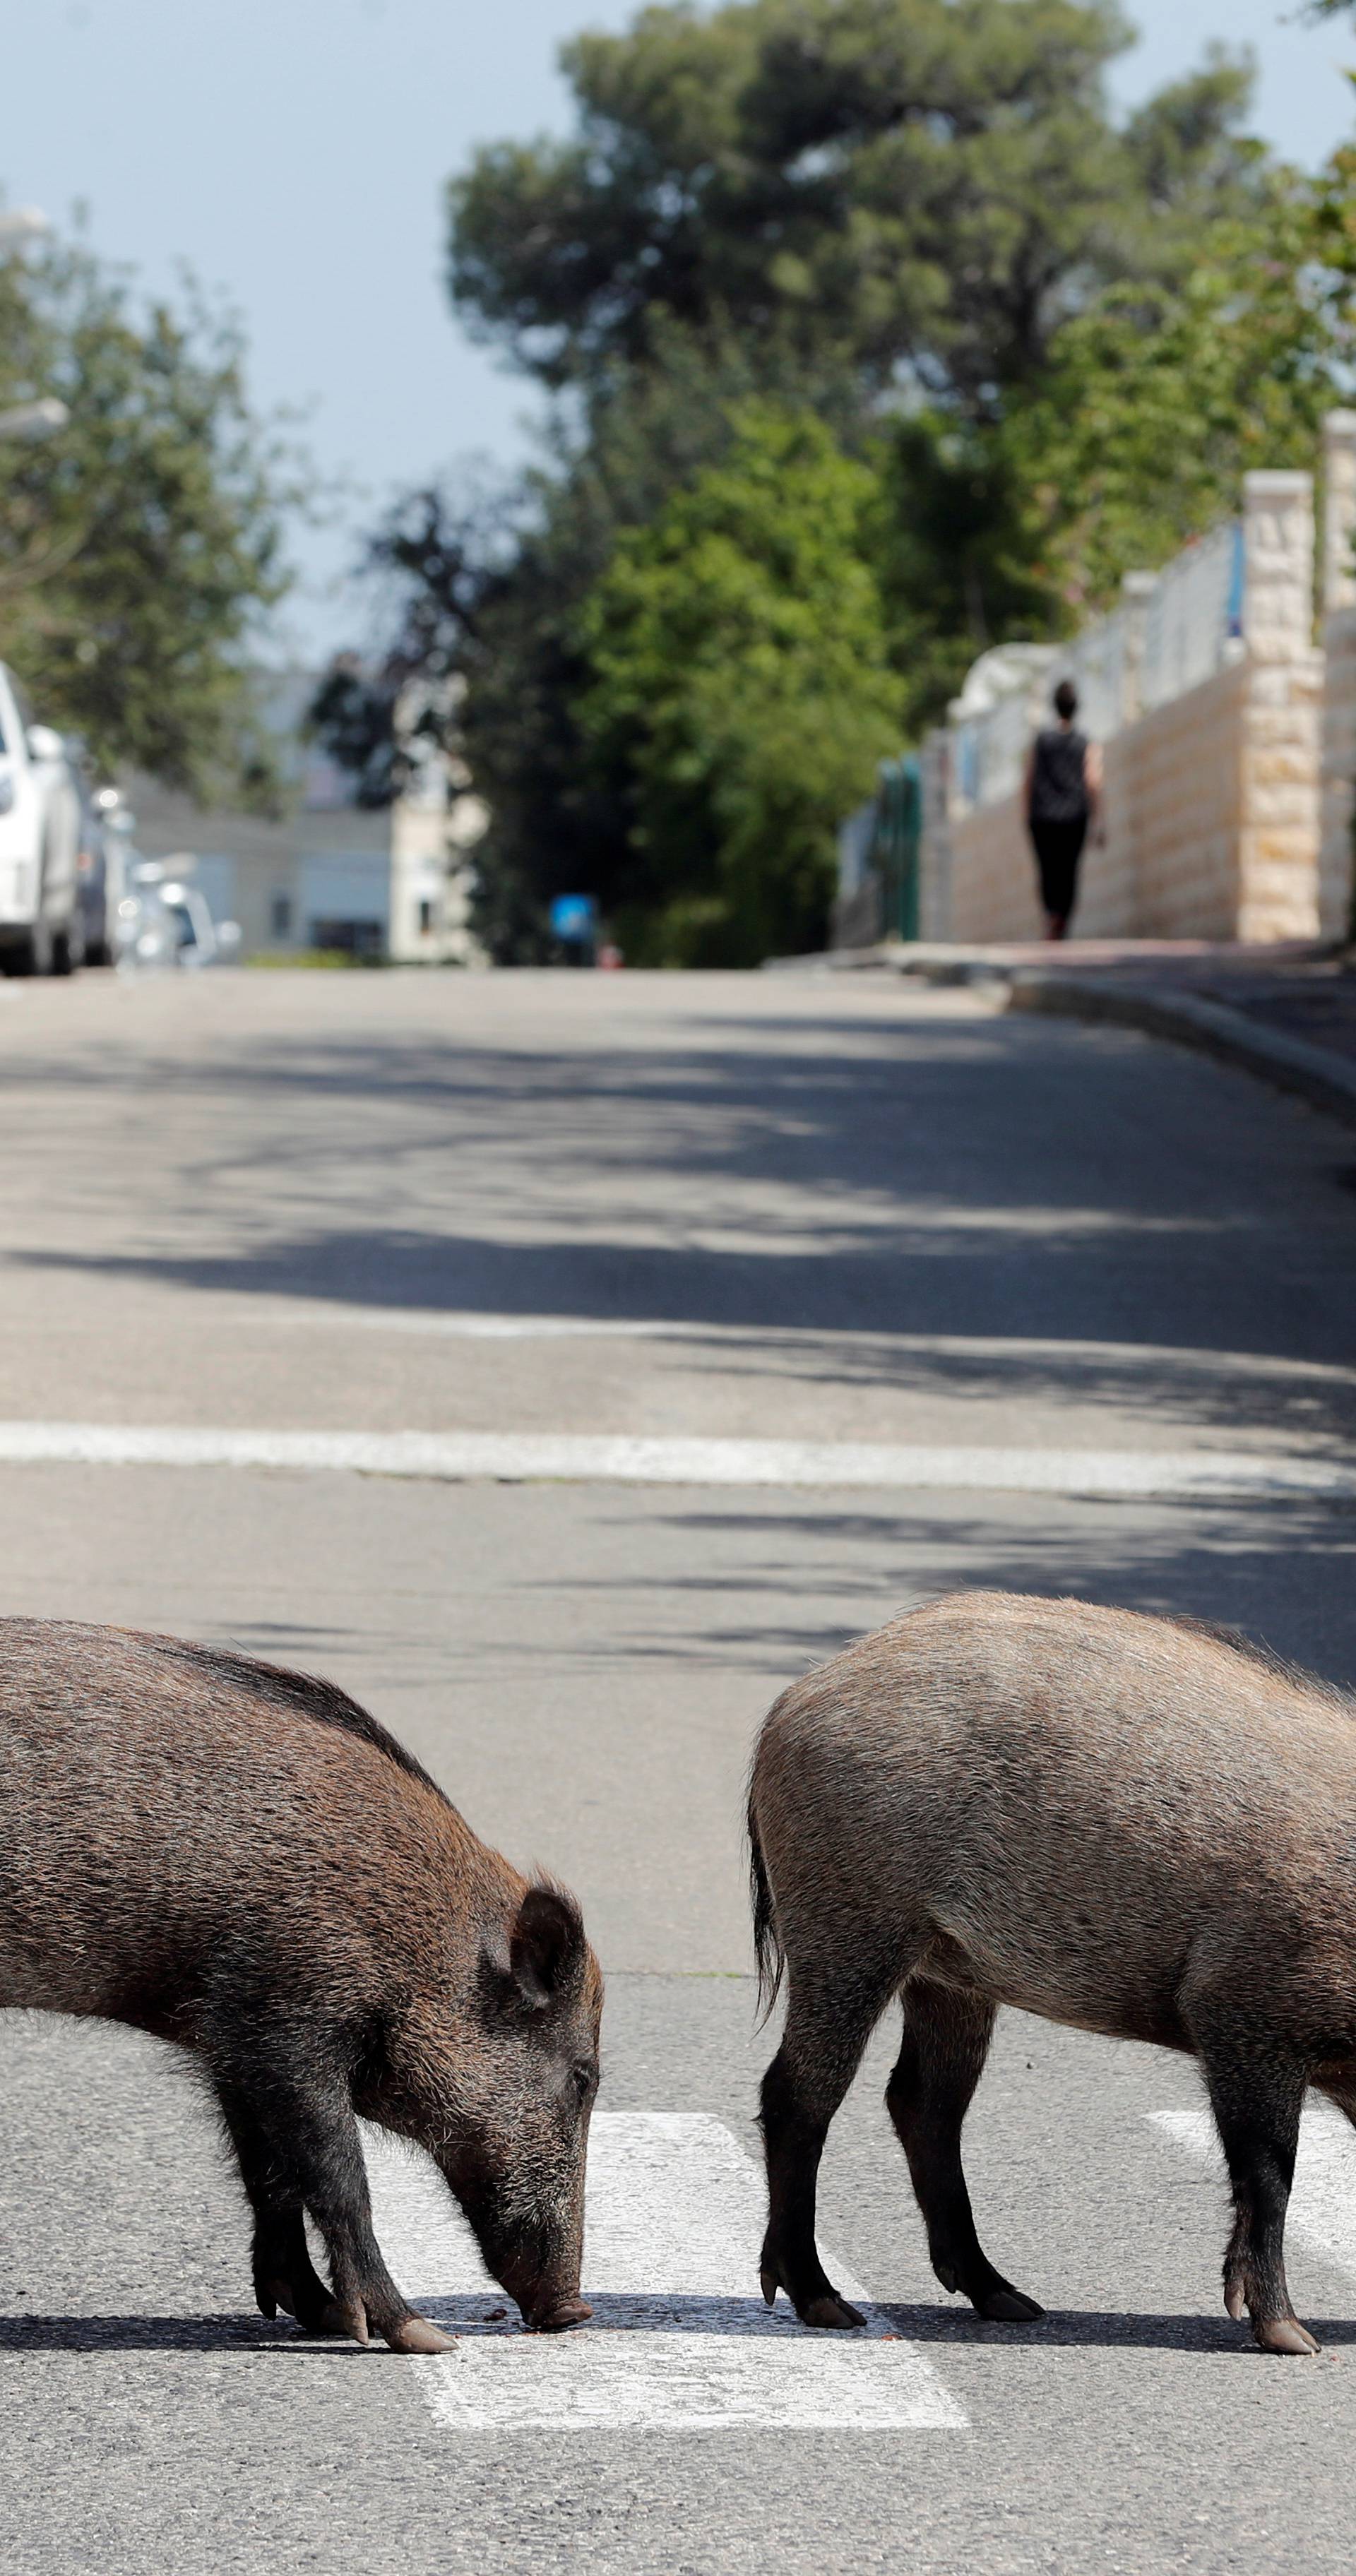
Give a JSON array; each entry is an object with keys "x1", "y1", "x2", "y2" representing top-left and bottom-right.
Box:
[
  {"x1": 748, "y1": 1590, "x2": 1356, "y2": 2356},
  {"x1": 0, "y1": 1619, "x2": 602, "y2": 2348}
]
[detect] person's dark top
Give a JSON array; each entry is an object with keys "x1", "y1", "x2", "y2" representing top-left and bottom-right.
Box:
[{"x1": 1029, "y1": 726, "x2": 1089, "y2": 824}]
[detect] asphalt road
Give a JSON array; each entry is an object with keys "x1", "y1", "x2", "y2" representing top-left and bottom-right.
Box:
[{"x1": 2, "y1": 966, "x2": 1356, "y2": 2575}]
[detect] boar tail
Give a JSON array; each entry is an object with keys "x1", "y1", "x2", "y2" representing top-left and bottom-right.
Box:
[{"x1": 747, "y1": 1793, "x2": 784, "y2": 2023}]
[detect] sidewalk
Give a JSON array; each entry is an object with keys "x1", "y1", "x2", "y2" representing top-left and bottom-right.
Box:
[{"x1": 874, "y1": 938, "x2": 1356, "y2": 1132}]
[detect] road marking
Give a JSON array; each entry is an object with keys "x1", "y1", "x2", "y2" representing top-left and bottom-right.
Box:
[
  {"x1": 0, "y1": 1419, "x2": 1349, "y2": 1498},
  {"x1": 363, "y1": 2113, "x2": 965, "y2": 2431},
  {"x1": 1152, "y1": 2100, "x2": 1356, "y2": 2275}
]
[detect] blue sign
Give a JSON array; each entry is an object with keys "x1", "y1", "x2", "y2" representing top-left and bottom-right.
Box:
[{"x1": 549, "y1": 894, "x2": 597, "y2": 943}]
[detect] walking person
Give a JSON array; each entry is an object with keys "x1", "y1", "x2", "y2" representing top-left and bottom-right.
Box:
[{"x1": 1023, "y1": 679, "x2": 1102, "y2": 940}]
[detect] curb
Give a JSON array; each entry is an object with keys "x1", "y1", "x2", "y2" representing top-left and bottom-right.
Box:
[
  {"x1": 1004, "y1": 974, "x2": 1356, "y2": 1133},
  {"x1": 766, "y1": 939, "x2": 1356, "y2": 1131}
]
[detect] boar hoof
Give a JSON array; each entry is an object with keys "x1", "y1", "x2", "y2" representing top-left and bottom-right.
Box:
[
  {"x1": 975, "y1": 2286, "x2": 1044, "y2": 2324},
  {"x1": 528, "y1": 2298, "x2": 593, "y2": 2333},
  {"x1": 801, "y1": 2294, "x2": 866, "y2": 2332},
  {"x1": 1255, "y1": 2317, "x2": 1320, "y2": 2357},
  {"x1": 388, "y1": 2313, "x2": 456, "y2": 2355}
]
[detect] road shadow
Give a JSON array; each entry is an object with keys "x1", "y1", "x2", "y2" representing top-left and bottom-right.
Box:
[
  {"x1": 875, "y1": 2301, "x2": 1356, "y2": 2354},
  {"x1": 6, "y1": 2296, "x2": 1351, "y2": 2360},
  {"x1": 551, "y1": 1497, "x2": 1356, "y2": 1688},
  {"x1": 0, "y1": 2310, "x2": 365, "y2": 2355},
  {"x1": 8, "y1": 1013, "x2": 1356, "y2": 1439}
]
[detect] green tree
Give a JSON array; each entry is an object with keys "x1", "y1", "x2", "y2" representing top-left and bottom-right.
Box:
[
  {"x1": 999, "y1": 153, "x2": 1355, "y2": 618},
  {"x1": 448, "y1": 0, "x2": 1262, "y2": 408},
  {"x1": 0, "y1": 229, "x2": 293, "y2": 799},
  {"x1": 319, "y1": 0, "x2": 1315, "y2": 961},
  {"x1": 335, "y1": 323, "x2": 864, "y2": 959},
  {"x1": 575, "y1": 405, "x2": 904, "y2": 964}
]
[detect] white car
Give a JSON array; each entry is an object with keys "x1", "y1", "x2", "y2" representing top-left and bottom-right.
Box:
[{"x1": 0, "y1": 662, "x2": 83, "y2": 974}]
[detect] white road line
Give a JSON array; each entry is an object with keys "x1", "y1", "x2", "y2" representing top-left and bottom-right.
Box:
[
  {"x1": 363, "y1": 2113, "x2": 965, "y2": 2431},
  {"x1": 0, "y1": 1419, "x2": 1348, "y2": 1498},
  {"x1": 1152, "y1": 2100, "x2": 1356, "y2": 2276}
]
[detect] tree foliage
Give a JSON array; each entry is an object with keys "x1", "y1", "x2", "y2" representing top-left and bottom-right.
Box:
[
  {"x1": 449, "y1": 1, "x2": 1261, "y2": 408},
  {"x1": 318, "y1": 0, "x2": 1350, "y2": 961},
  {"x1": 575, "y1": 405, "x2": 904, "y2": 962},
  {"x1": 1000, "y1": 162, "x2": 1355, "y2": 614},
  {"x1": 0, "y1": 230, "x2": 293, "y2": 799}
]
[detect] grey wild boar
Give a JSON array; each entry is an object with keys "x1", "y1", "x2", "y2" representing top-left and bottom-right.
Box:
[
  {"x1": 0, "y1": 1619, "x2": 602, "y2": 2347},
  {"x1": 749, "y1": 1590, "x2": 1356, "y2": 2356}
]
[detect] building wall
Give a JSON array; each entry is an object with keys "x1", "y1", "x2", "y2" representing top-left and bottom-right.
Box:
[{"x1": 125, "y1": 773, "x2": 390, "y2": 957}]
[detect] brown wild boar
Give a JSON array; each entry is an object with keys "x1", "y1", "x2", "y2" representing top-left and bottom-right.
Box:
[
  {"x1": 0, "y1": 1620, "x2": 602, "y2": 2348},
  {"x1": 749, "y1": 1590, "x2": 1356, "y2": 2356}
]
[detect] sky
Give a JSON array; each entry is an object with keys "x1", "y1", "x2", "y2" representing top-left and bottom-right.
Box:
[{"x1": 5, "y1": 0, "x2": 1353, "y2": 663}]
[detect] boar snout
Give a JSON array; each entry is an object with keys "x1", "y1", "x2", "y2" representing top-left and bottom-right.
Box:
[
  {"x1": 499, "y1": 2255, "x2": 593, "y2": 2334},
  {"x1": 438, "y1": 1880, "x2": 602, "y2": 2333}
]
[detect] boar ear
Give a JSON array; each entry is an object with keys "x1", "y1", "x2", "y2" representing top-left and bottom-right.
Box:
[{"x1": 509, "y1": 1884, "x2": 586, "y2": 2011}]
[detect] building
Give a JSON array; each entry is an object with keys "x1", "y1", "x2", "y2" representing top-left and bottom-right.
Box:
[{"x1": 123, "y1": 669, "x2": 484, "y2": 964}]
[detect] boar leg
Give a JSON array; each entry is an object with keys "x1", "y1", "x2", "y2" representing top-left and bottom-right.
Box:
[
  {"x1": 1195, "y1": 2039, "x2": 1317, "y2": 2356},
  {"x1": 759, "y1": 1963, "x2": 901, "y2": 2330},
  {"x1": 215, "y1": 2082, "x2": 343, "y2": 2335},
  {"x1": 886, "y1": 1982, "x2": 1042, "y2": 2324},
  {"x1": 210, "y1": 2044, "x2": 453, "y2": 2355}
]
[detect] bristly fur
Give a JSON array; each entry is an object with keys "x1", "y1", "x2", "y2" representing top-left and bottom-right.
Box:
[
  {"x1": 745, "y1": 1588, "x2": 1356, "y2": 2359},
  {"x1": 1166, "y1": 1614, "x2": 1356, "y2": 1711},
  {"x1": 0, "y1": 1614, "x2": 602, "y2": 2348},
  {"x1": 146, "y1": 1633, "x2": 450, "y2": 1800}
]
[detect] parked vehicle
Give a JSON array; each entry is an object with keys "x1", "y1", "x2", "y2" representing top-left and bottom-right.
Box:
[
  {"x1": 116, "y1": 857, "x2": 241, "y2": 971},
  {"x1": 73, "y1": 782, "x2": 127, "y2": 967},
  {"x1": 0, "y1": 663, "x2": 84, "y2": 974}
]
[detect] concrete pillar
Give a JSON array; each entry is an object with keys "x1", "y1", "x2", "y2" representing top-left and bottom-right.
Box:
[
  {"x1": 1322, "y1": 409, "x2": 1356, "y2": 616},
  {"x1": 388, "y1": 769, "x2": 487, "y2": 966},
  {"x1": 1241, "y1": 470, "x2": 1314, "y2": 663},
  {"x1": 1319, "y1": 412, "x2": 1356, "y2": 937},
  {"x1": 1236, "y1": 469, "x2": 1322, "y2": 942},
  {"x1": 386, "y1": 679, "x2": 487, "y2": 965}
]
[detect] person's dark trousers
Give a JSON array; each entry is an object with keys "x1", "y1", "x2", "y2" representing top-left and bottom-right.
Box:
[{"x1": 1029, "y1": 817, "x2": 1088, "y2": 929}]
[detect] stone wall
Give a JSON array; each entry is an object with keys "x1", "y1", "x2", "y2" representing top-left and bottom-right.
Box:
[
  {"x1": 929, "y1": 660, "x2": 1250, "y2": 942},
  {"x1": 1112, "y1": 661, "x2": 1247, "y2": 940},
  {"x1": 912, "y1": 463, "x2": 1324, "y2": 946}
]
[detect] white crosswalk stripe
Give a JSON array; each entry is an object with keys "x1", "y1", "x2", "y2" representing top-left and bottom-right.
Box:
[
  {"x1": 1151, "y1": 2098, "x2": 1356, "y2": 2278},
  {"x1": 0, "y1": 1418, "x2": 1349, "y2": 1498},
  {"x1": 364, "y1": 2112, "x2": 966, "y2": 2431}
]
